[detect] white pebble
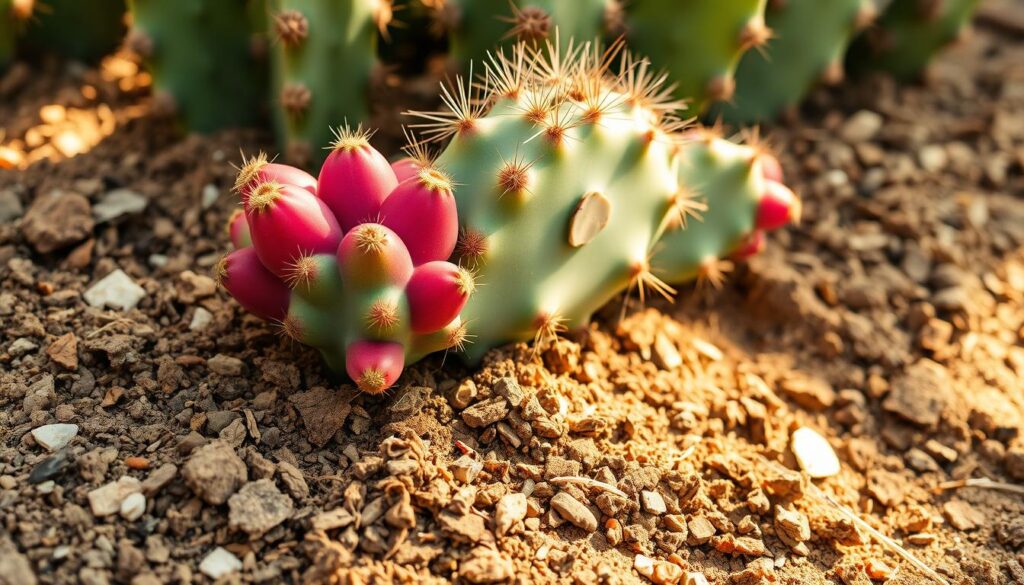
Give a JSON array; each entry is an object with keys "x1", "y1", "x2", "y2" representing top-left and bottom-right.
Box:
[
  {"x1": 31, "y1": 423, "x2": 79, "y2": 451},
  {"x1": 199, "y1": 547, "x2": 242, "y2": 579},
  {"x1": 84, "y1": 269, "x2": 147, "y2": 311},
  {"x1": 88, "y1": 477, "x2": 142, "y2": 516},
  {"x1": 189, "y1": 307, "x2": 213, "y2": 331},
  {"x1": 92, "y1": 189, "x2": 147, "y2": 223},
  {"x1": 120, "y1": 492, "x2": 146, "y2": 521},
  {"x1": 201, "y1": 184, "x2": 220, "y2": 209},
  {"x1": 791, "y1": 427, "x2": 841, "y2": 478}
]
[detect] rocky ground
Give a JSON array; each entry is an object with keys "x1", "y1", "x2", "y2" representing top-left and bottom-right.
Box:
[{"x1": 1, "y1": 17, "x2": 1024, "y2": 585}]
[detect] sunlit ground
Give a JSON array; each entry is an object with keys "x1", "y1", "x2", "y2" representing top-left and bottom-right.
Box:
[{"x1": 0, "y1": 52, "x2": 149, "y2": 169}]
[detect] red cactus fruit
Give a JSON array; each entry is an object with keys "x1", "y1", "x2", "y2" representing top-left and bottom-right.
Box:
[
  {"x1": 228, "y1": 209, "x2": 252, "y2": 250},
  {"x1": 234, "y1": 152, "x2": 317, "y2": 203},
  {"x1": 246, "y1": 182, "x2": 343, "y2": 279},
  {"x1": 405, "y1": 261, "x2": 475, "y2": 334},
  {"x1": 318, "y1": 128, "x2": 399, "y2": 231},
  {"x1": 731, "y1": 230, "x2": 766, "y2": 260},
  {"x1": 390, "y1": 157, "x2": 421, "y2": 183},
  {"x1": 380, "y1": 167, "x2": 458, "y2": 266},
  {"x1": 336, "y1": 223, "x2": 414, "y2": 287},
  {"x1": 217, "y1": 248, "x2": 290, "y2": 321},
  {"x1": 756, "y1": 181, "x2": 801, "y2": 231},
  {"x1": 346, "y1": 340, "x2": 405, "y2": 394}
]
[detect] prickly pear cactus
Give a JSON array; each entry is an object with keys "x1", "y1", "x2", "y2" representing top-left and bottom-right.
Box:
[
  {"x1": 127, "y1": 0, "x2": 266, "y2": 132},
  {"x1": 433, "y1": 0, "x2": 615, "y2": 69},
  {"x1": 24, "y1": 0, "x2": 126, "y2": 64},
  {"x1": 654, "y1": 130, "x2": 799, "y2": 284},
  {"x1": 406, "y1": 41, "x2": 798, "y2": 364},
  {"x1": 625, "y1": 0, "x2": 769, "y2": 114},
  {"x1": 715, "y1": 0, "x2": 876, "y2": 124},
  {"x1": 219, "y1": 130, "x2": 471, "y2": 393},
  {"x1": 849, "y1": 0, "x2": 978, "y2": 79},
  {"x1": 268, "y1": 0, "x2": 389, "y2": 167}
]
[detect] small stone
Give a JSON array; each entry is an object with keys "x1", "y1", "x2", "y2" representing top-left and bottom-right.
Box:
[
  {"x1": 206, "y1": 410, "x2": 241, "y2": 434},
  {"x1": 495, "y1": 492, "x2": 528, "y2": 536},
  {"x1": 493, "y1": 377, "x2": 526, "y2": 408},
  {"x1": 88, "y1": 477, "x2": 142, "y2": 516},
  {"x1": 21, "y1": 190, "x2": 94, "y2": 253},
  {"x1": 177, "y1": 270, "x2": 218, "y2": 303},
  {"x1": 864, "y1": 558, "x2": 893, "y2": 581},
  {"x1": 182, "y1": 440, "x2": 247, "y2": 505},
  {"x1": 46, "y1": 332, "x2": 78, "y2": 370},
  {"x1": 780, "y1": 377, "x2": 835, "y2": 411},
  {"x1": 8, "y1": 338, "x2": 37, "y2": 356},
  {"x1": 0, "y1": 189, "x2": 23, "y2": 222},
  {"x1": 189, "y1": 308, "x2": 213, "y2": 331},
  {"x1": 640, "y1": 490, "x2": 667, "y2": 515},
  {"x1": 84, "y1": 269, "x2": 146, "y2": 311},
  {"x1": 942, "y1": 499, "x2": 986, "y2": 531},
  {"x1": 917, "y1": 145, "x2": 947, "y2": 172},
  {"x1": 883, "y1": 359, "x2": 952, "y2": 428},
  {"x1": 92, "y1": 189, "x2": 147, "y2": 223},
  {"x1": 840, "y1": 110, "x2": 883, "y2": 143},
  {"x1": 119, "y1": 492, "x2": 146, "y2": 521},
  {"x1": 449, "y1": 379, "x2": 478, "y2": 410},
  {"x1": 199, "y1": 547, "x2": 241, "y2": 579},
  {"x1": 461, "y1": 396, "x2": 510, "y2": 428},
  {"x1": 28, "y1": 449, "x2": 73, "y2": 484},
  {"x1": 1005, "y1": 449, "x2": 1024, "y2": 481},
  {"x1": 451, "y1": 454, "x2": 483, "y2": 484},
  {"x1": 652, "y1": 334, "x2": 682, "y2": 370},
  {"x1": 568, "y1": 191, "x2": 611, "y2": 247},
  {"x1": 208, "y1": 354, "x2": 245, "y2": 376},
  {"x1": 550, "y1": 492, "x2": 597, "y2": 532},
  {"x1": 791, "y1": 427, "x2": 840, "y2": 478},
  {"x1": 774, "y1": 505, "x2": 811, "y2": 545},
  {"x1": 684, "y1": 573, "x2": 710, "y2": 585},
  {"x1": 458, "y1": 547, "x2": 514, "y2": 584},
  {"x1": 30, "y1": 423, "x2": 78, "y2": 451},
  {"x1": 228, "y1": 479, "x2": 294, "y2": 537},
  {"x1": 687, "y1": 516, "x2": 716, "y2": 545}
]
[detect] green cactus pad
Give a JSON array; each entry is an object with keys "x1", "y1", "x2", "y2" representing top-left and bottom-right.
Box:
[
  {"x1": 439, "y1": 0, "x2": 613, "y2": 69},
  {"x1": 1, "y1": 0, "x2": 31, "y2": 70},
  {"x1": 24, "y1": 0, "x2": 126, "y2": 64},
  {"x1": 269, "y1": 0, "x2": 386, "y2": 167},
  {"x1": 848, "y1": 0, "x2": 978, "y2": 79},
  {"x1": 625, "y1": 0, "x2": 768, "y2": 114},
  {"x1": 716, "y1": 0, "x2": 874, "y2": 125},
  {"x1": 128, "y1": 0, "x2": 266, "y2": 133}
]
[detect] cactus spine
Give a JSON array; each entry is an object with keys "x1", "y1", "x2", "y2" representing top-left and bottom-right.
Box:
[
  {"x1": 269, "y1": 0, "x2": 389, "y2": 167},
  {"x1": 849, "y1": 0, "x2": 978, "y2": 79},
  {"x1": 624, "y1": 0, "x2": 769, "y2": 114},
  {"x1": 127, "y1": 0, "x2": 266, "y2": 132}
]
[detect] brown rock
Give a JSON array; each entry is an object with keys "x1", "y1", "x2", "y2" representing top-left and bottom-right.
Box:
[
  {"x1": 228, "y1": 479, "x2": 294, "y2": 537},
  {"x1": 866, "y1": 470, "x2": 905, "y2": 508},
  {"x1": 21, "y1": 190, "x2": 94, "y2": 254},
  {"x1": 289, "y1": 386, "x2": 355, "y2": 447},
  {"x1": 46, "y1": 332, "x2": 78, "y2": 370},
  {"x1": 458, "y1": 547, "x2": 514, "y2": 584},
  {"x1": 462, "y1": 397, "x2": 510, "y2": 428},
  {"x1": 942, "y1": 500, "x2": 986, "y2": 531},
  {"x1": 687, "y1": 516, "x2": 716, "y2": 545},
  {"x1": 780, "y1": 376, "x2": 836, "y2": 411},
  {"x1": 182, "y1": 440, "x2": 247, "y2": 505},
  {"x1": 550, "y1": 492, "x2": 597, "y2": 532},
  {"x1": 883, "y1": 360, "x2": 952, "y2": 427}
]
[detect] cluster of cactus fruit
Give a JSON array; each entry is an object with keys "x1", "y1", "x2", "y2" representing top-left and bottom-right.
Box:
[{"x1": 218, "y1": 40, "x2": 800, "y2": 391}]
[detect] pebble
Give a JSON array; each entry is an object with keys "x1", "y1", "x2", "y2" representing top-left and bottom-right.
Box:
[
  {"x1": 199, "y1": 547, "x2": 242, "y2": 579},
  {"x1": 46, "y1": 332, "x2": 78, "y2": 370},
  {"x1": 652, "y1": 334, "x2": 682, "y2": 370},
  {"x1": 634, "y1": 554, "x2": 682, "y2": 585},
  {"x1": 20, "y1": 189, "x2": 94, "y2": 253},
  {"x1": 687, "y1": 516, "x2": 716, "y2": 545},
  {"x1": 201, "y1": 184, "x2": 220, "y2": 209},
  {"x1": 182, "y1": 440, "x2": 247, "y2": 505},
  {"x1": 0, "y1": 189, "x2": 23, "y2": 222},
  {"x1": 228, "y1": 479, "x2": 294, "y2": 537},
  {"x1": 458, "y1": 547, "x2": 514, "y2": 584},
  {"x1": 461, "y1": 397, "x2": 510, "y2": 428},
  {"x1": 208, "y1": 354, "x2": 245, "y2": 376},
  {"x1": 451, "y1": 454, "x2": 483, "y2": 484},
  {"x1": 790, "y1": 427, "x2": 841, "y2": 478},
  {"x1": 28, "y1": 449, "x2": 73, "y2": 484},
  {"x1": 780, "y1": 377, "x2": 836, "y2": 411},
  {"x1": 189, "y1": 307, "x2": 213, "y2": 331},
  {"x1": 640, "y1": 490, "x2": 667, "y2": 515},
  {"x1": 882, "y1": 359, "x2": 952, "y2": 428},
  {"x1": 92, "y1": 189, "x2": 147, "y2": 223},
  {"x1": 119, "y1": 492, "x2": 146, "y2": 521},
  {"x1": 685, "y1": 573, "x2": 710, "y2": 585},
  {"x1": 918, "y1": 145, "x2": 948, "y2": 172},
  {"x1": 550, "y1": 492, "x2": 597, "y2": 532},
  {"x1": 942, "y1": 499, "x2": 986, "y2": 531},
  {"x1": 30, "y1": 423, "x2": 79, "y2": 451},
  {"x1": 840, "y1": 110, "x2": 883, "y2": 143},
  {"x1": 88, "y1": 476, "x2": 142, "y2": 516},
  {"x1": 83, "y1": 269, "x2": 147, "y2": 311},
  {"x1": 8, "y1": 338, "x2": 38, "y2": 357},
  {"x1": 495, "y1": 492, "x2": 528, "y2": 536}
]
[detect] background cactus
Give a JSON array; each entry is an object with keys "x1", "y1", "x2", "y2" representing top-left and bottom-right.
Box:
[
  {"x1": 126, "y1": 0, "x2": 266, "y2": 133},
  {"x1": 848, "y1": 0, "x2": 978, "y2": 80},
  {"x1": 714, "y1": 0, "x2": 876, "y2": 124},
  {"x1": 23, "y1": 0, "x2": 126, "y2": 64},
  {"x1": 268, "y1": 0, "x2": 390, "y2": 167},
  {"x1": 219, "y1": 130, "x2": 471, "y2": 393},
  {"x1": 0, "y1": 0, "x2": 32, "y2": 71},
  {"x1": 625, "y1": 0, "x2": 769, "y2": 115},
  {"x1": 432, "y1": 0, "x2": 615, "y2": 69}
]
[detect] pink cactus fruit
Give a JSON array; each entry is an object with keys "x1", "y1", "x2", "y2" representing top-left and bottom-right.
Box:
[
  {"x1": 380, "y1": 166, "x2": 458, "y2": 266},
  {"x1": 390, "y1": 157, "x2": 421, "y2": 183},
  {"x1": 758, "y1": 152, "x2": 784, "y2": 184},
  {"x1": 228, "y1": 209, "x2": 251, "y2": 250},
  {"x1": 731, "y1": 230, "x2": 766, "y2": 260},
  {"x1": 346, "y1": 340, "x2": 405, "y2": 394},
  {"x1": 336, "y1": 223, "x2": 414, "y2": 287},
  {"x1": 405, "y1": 261, "x2": 475, "y2": 334},
  {"x1": 317, "y1": 127, "x2": 399, "y2": 231},
  {"x1": 216, "y1": 247, "x2": 290, "y2": 321},
  {"x1": 246, "y1": 181, "x2": 343, "y2": 279},
  {"x1": 756, "y1": 181, "x2": 801, "y2": 231},
  {"x1": 234, "y1": 151, "x2": 317, "y2": 204}
]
